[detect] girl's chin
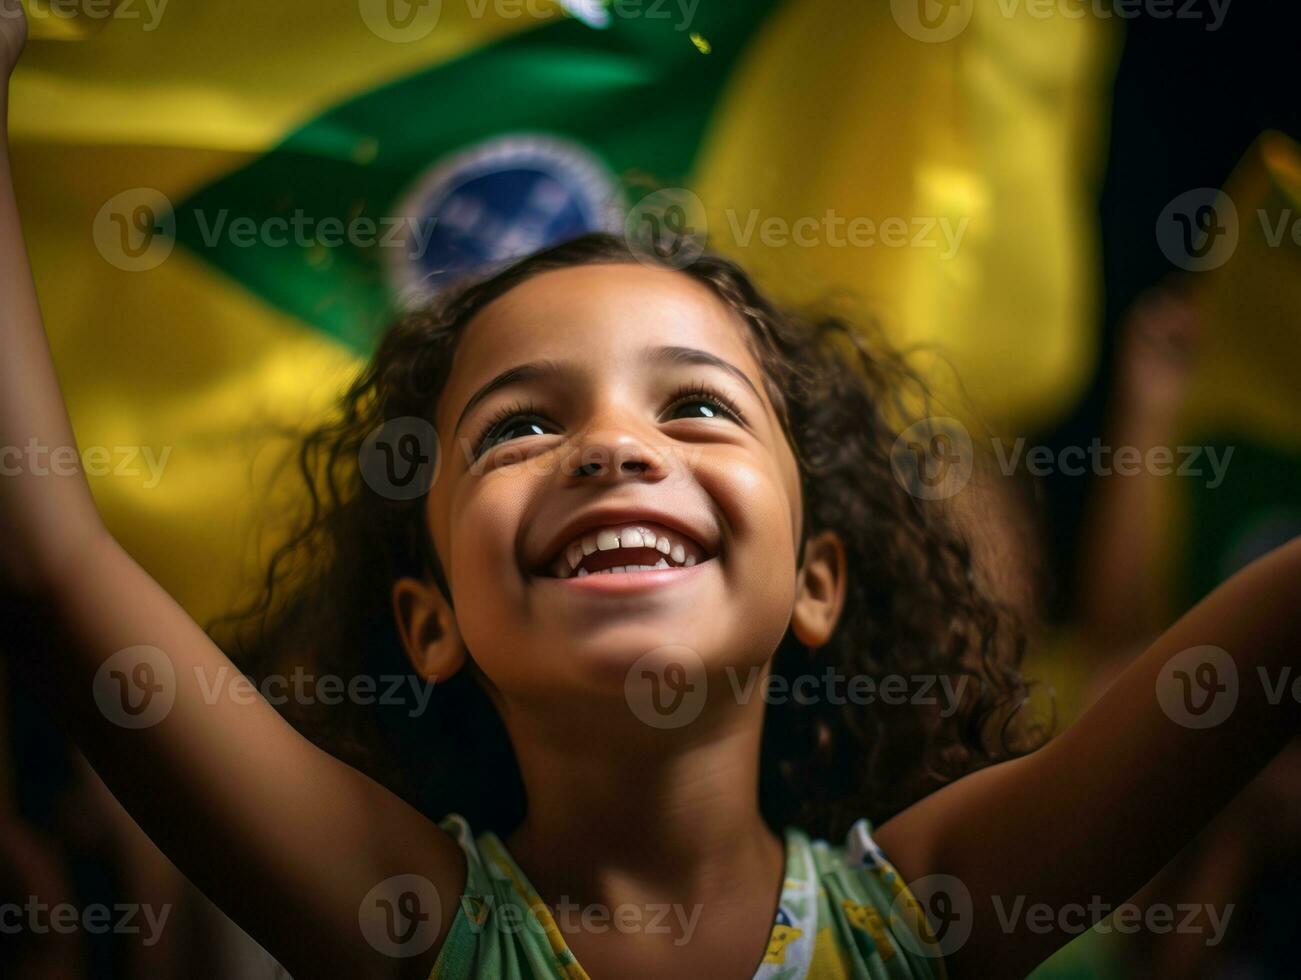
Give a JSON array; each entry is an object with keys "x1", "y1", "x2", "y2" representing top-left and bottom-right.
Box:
[{"x1": 541, "y1": 630, "x2": 714, "y2": 688}]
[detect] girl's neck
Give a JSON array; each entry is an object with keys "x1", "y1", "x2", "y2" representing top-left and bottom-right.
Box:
[{"x1": 501, "y1": 693, "x2": 781, "y2": 903}]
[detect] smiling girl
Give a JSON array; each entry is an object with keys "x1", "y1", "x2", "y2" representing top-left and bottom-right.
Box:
[{"x1": 4, "y1": 8, "x2": 1301, "y2": 979}]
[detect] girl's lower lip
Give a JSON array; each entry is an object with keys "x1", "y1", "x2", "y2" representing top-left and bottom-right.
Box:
[{"x1": 539, "y1": 558, "x2": 713, "y2": 593}]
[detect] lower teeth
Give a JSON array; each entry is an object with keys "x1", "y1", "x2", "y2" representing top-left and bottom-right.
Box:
[{"x1": 578, "y1": 559, "x2": 671, "y2": 577}]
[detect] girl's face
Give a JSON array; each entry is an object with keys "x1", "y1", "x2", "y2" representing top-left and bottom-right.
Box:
[{"x1": 420, "y1": 263, "x2": 811, "y2": 704}]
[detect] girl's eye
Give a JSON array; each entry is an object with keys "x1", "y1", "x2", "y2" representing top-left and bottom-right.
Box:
[
  {"x1": 486, "y1": 418, "x2": 550, "y2": 447},
  {"x1": 668, "y1": 399, "x2": 728, "y2": 421},
  {"x1": 664, "y1": 384, "x2": 746, "y2": 425},
  {"x1": 474, "y1": 404, "x2": 555, "y2": 456}
]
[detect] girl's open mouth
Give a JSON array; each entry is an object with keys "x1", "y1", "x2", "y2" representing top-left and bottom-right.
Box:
[{"x1": 539, "y1": 520, "x2": 714, "y2": 579}]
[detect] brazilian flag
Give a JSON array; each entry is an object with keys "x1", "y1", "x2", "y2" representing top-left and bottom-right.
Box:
[{"x1": 10, "y1": 0, "x2": 1112, "y2": 620}]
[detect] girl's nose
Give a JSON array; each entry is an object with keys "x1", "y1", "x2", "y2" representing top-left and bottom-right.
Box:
[{"x1": 563, "y1": 420, "x2": 670, "y2": 483}]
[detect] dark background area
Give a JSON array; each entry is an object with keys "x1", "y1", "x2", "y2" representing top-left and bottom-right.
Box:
[{"x1": 1040, "y1": 2, "x2": 1301, "y2": 619}]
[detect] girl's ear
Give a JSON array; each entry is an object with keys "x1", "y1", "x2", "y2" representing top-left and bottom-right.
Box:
[
  {"x1": 791, "y1": 529, "x2": 848, "y2": 650},
  {"x1": 391, "y1": 576, "x2": 467, "y2": 682}
]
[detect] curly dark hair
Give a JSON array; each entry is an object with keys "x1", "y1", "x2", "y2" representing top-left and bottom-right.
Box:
[{"x1": 209, "y1": 231, "x2": 1047, "y2": 842}]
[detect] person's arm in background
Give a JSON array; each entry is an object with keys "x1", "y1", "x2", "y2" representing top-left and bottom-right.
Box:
[
  {"x1": 0, "y1": 814, "x2": 84, "y2": 979},
  {"x1": 1074, "y1": 286, "x2": 1199, "y2": 651},
  {"x1": 0, "y1": 7, "x2": 462, "y2": 977},
  {"x1": 0, "y1": 666, "x2": 83, "y2": 980}
]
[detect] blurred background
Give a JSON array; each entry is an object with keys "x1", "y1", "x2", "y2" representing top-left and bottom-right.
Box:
[{"x1": 2, "y1": 1, "x2": 1299, "y2": 976}]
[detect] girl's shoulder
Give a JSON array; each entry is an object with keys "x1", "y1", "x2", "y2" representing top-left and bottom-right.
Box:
[
  {"x1": 429, "y1": 813, "x2": 948, "y2": 980},
  {"x1": 768, "y1": 818, "x2": 949, "y2": 979},
  {"x1": 429, "y1": 812, "x2": 588, "y2": 979}
]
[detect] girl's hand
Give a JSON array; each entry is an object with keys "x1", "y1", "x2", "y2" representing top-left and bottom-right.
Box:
[{"x1": 0, "y1": 0, "x2": 26, "y2": 81}]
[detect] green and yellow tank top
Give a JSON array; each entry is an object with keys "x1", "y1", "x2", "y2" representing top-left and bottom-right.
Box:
[{"x1": 430, "y1": 813, "x2": 948, "y2": 979}]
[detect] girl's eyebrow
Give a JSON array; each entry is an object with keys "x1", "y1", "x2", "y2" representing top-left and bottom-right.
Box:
[
  {"x1": 652, "y1": 345, "x2": 763, "y2": 402},
  {"x1": 454, "y1": 360, "x2": 563, "y2": 436},
  {"x1": 453, "y1": 346, "x2": 762, "y2": 435}
]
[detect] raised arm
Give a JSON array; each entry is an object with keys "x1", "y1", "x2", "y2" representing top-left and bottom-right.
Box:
[
  {"x1": 0, "y1": 11, "x2": 462, "y2": 977},
  {"x1": 877, "y1": 534, "x2": 1301, "y2": 979},
  {"x1": 1074, "y1": 286, "x2": 1199, "y2": 650}
]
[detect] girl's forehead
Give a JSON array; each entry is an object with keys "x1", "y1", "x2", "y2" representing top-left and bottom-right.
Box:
[{"x1": 437, "y1": 263, "x2": 765, "y2": 418}]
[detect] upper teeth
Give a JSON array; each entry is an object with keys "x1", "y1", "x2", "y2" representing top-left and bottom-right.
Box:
[{"x1": 554, "y1": 524, "x2": 699, "y2": 578}]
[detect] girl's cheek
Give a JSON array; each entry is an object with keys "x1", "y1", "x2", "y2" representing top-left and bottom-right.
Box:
[
  {"x1": 437, "y1": 488, "x2": 521, "y2": 627},
  {"x1": 704, "y1": 457, "x2": 800, "y2": 564}
]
